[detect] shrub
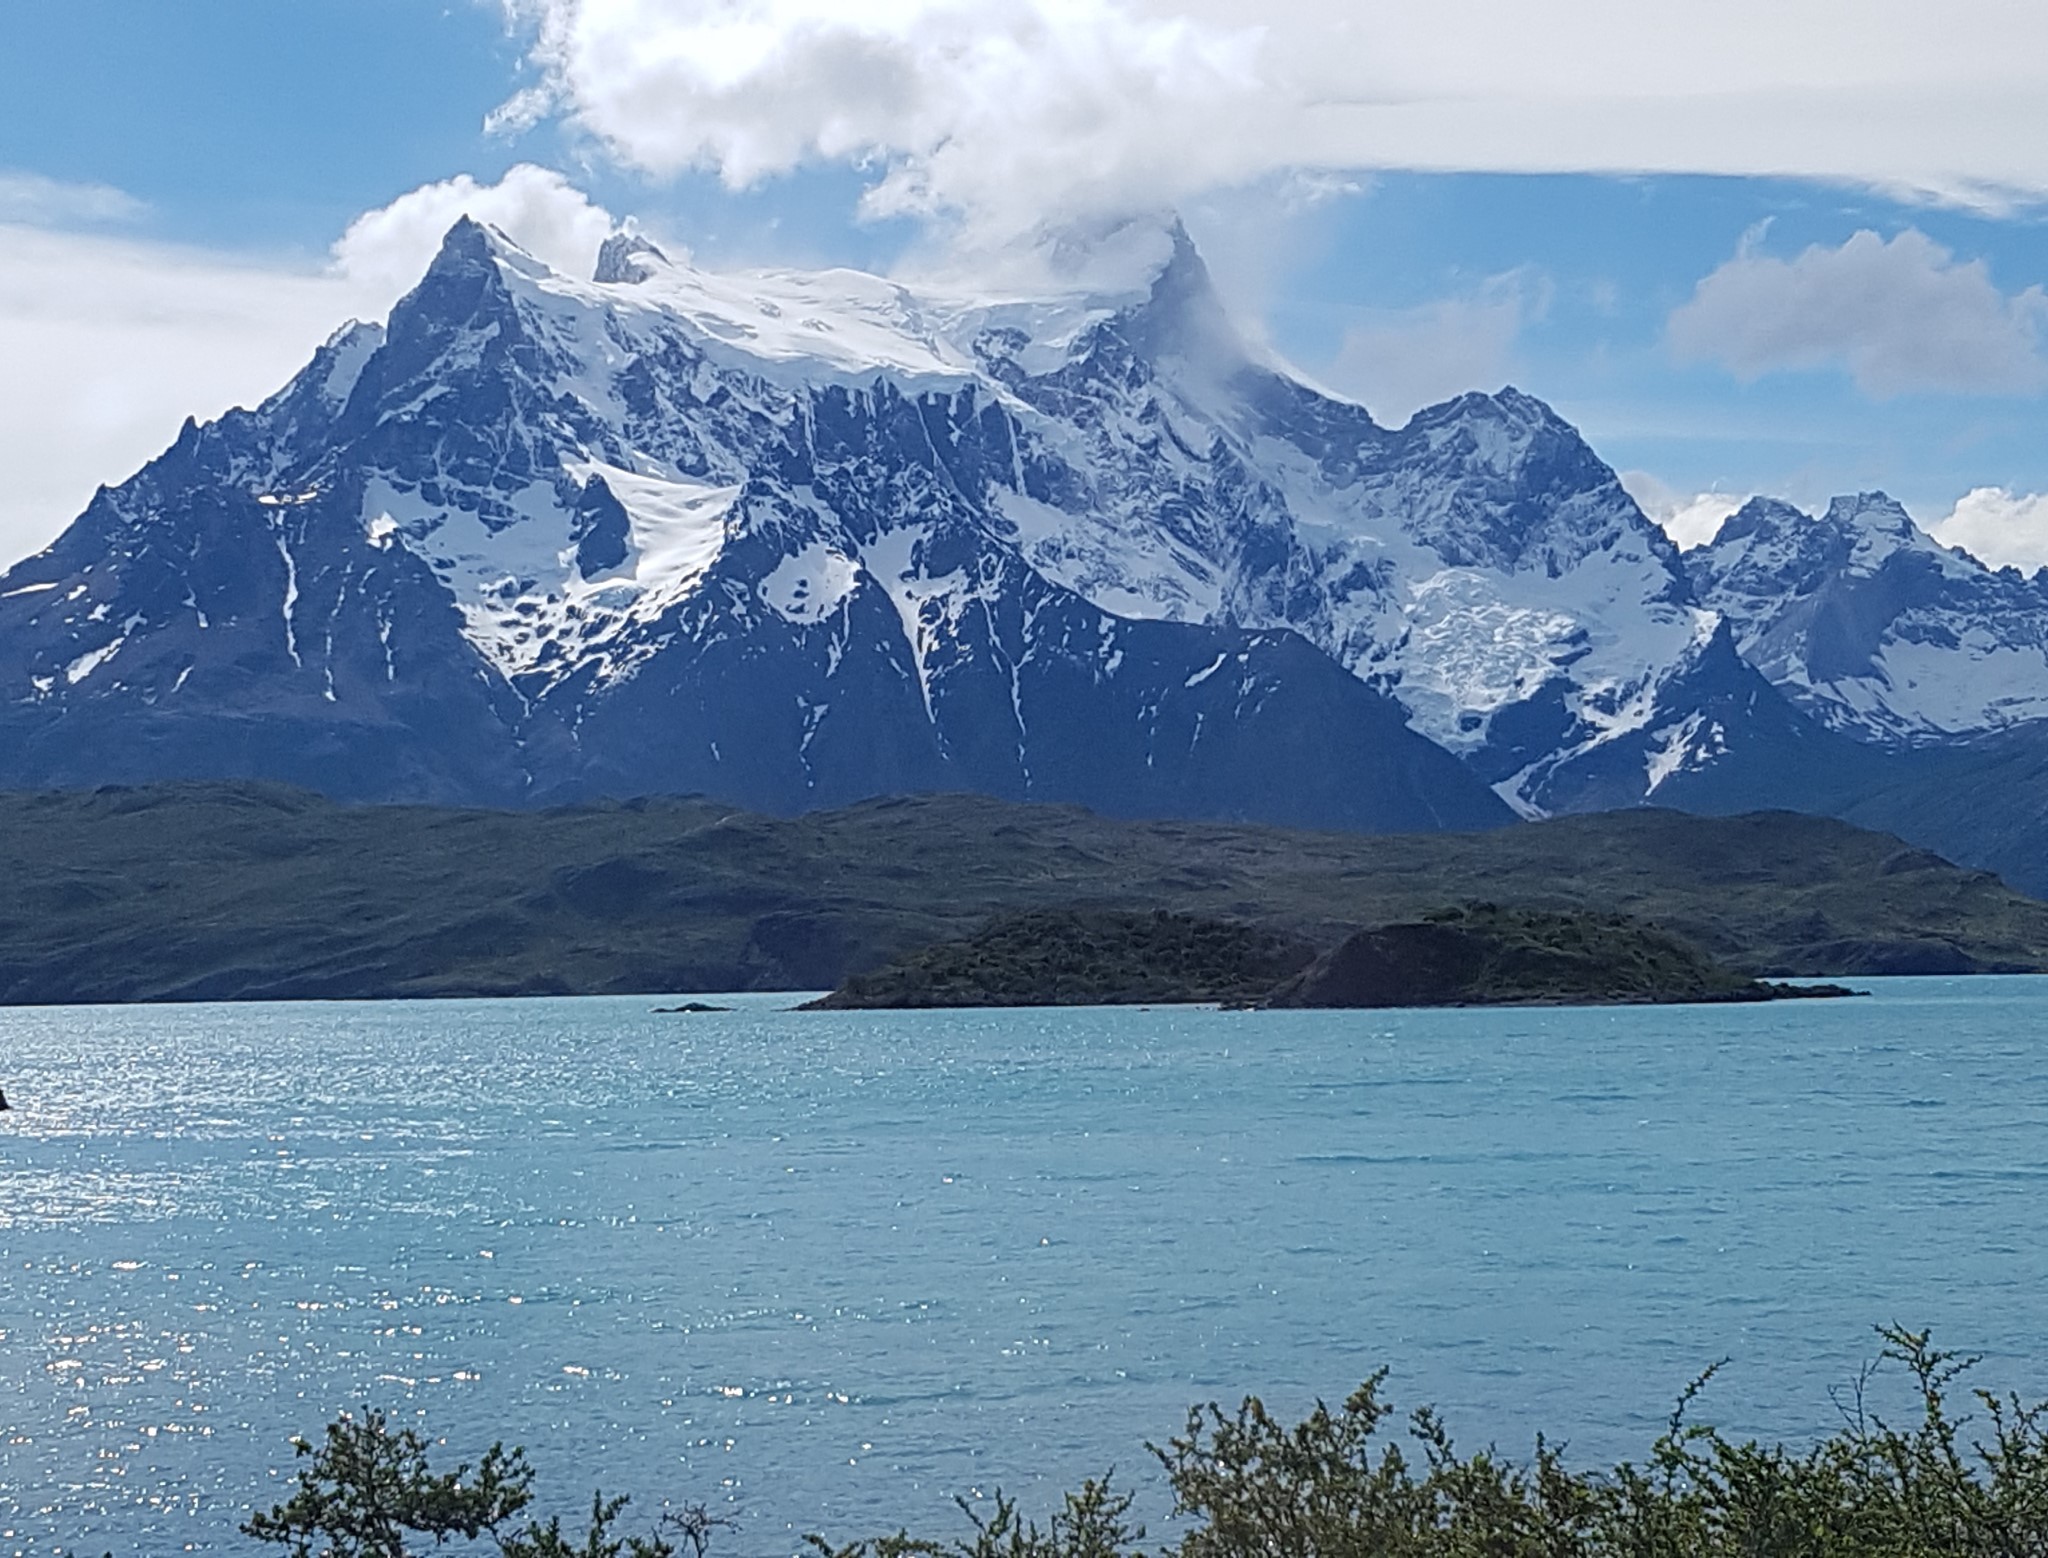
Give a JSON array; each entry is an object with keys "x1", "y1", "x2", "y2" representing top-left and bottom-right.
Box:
[
  {"x1": 237, "y1": 1328, "x2": 2048, "y2": 1558},
  {"x1": 237, "y1": 1407, "x2": 723, "y2": 1558}
]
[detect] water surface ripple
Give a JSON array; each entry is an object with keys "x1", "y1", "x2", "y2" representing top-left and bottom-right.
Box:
[{"x1": 4, "y1": 979, "x2": 2047, "y2": 1554}]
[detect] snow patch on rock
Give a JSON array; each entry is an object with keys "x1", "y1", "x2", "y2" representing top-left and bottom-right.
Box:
[{"x1": 760, "y1": 542, "x2": 861, "y2": 624}]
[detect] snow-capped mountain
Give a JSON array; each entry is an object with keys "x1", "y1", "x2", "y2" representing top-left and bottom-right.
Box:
[
  {"x1": 0, "y1": 219, "x2": 1520, "y2": 830},
  {"x1": 1, "y1": 214, "x2": 2023, "y2": 846},
  {"x1": 1688, "y1": 492, "x2": 2048, "y2": 745}
]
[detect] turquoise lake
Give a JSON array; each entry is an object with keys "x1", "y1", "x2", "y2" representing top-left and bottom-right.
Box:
[{"x1": 5, "y1": 980, "x2": 2048, "y2": 1555}]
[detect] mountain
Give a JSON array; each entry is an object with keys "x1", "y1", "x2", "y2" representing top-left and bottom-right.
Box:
[
  {"x1": 0, "y1": 220, "x2": 1504, "y2": 832},
  {"x1": 1688, "y1": 492, "x2": 2048, "y2": 745},
  {"x1": 1670, "y1": 492, "x2": 2048, "y2": 894},
  {"x1": 4, "y1": 214, "x2": 2046, "y2": 875},
  {"x1": 0, "y1": 216, "x2": 1846, "y2": 828}
]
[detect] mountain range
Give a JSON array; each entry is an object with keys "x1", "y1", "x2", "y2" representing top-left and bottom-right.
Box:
[{"x1": 1, "y1": 218, "x2": 2041, "y2": 886}]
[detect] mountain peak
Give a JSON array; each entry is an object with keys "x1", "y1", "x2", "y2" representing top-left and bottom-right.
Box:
[
  {"x1": 594, "y1": 230, "x2": 670, "y2": 285},
  {"x1": 1115, "y1": 217, "x2": 1246, "y2": 376},
  {"x1": 1822, "y1": 491, "x2": 1916, "y2": 539},
  {"x1": 1489, "y1": 385, "x2": 1558, "y2": 419},
  {"x1": 1707, "y1": 496, "x2": 1808, "y2": 548},
  {"x1": 433, "y1": 214, "x2": 495, "y2": 268},
  {"x1": 1400, "y1": 385, "x2": 1593, "y2": 471},
  {"x1": 1684, "y1": 481, "x2": 2048, "y2": 745},
  {"x1": 395, "y1": 219, "x2": 530, "y2": 321},
  {"x1": 1704, "y1": 493, "x2": 1923, "y2": 558},
  {"x1": 1148, "y1": 221, "x2": 1223, "y2": 320},
  {"x1": 424, "y1": 216, "x2": 543, "y2": 283}
]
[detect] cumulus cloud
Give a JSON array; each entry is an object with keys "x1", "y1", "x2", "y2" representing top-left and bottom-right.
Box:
[
  {"x1": 332, "y1": 163, "x2": 618, "y2": 297},
  {"x1": 505, "y1": 0, "x2": 1269, "y2": 245},
  {"x1": 1618, "y1": 471, "x2": 1749, "y2": 550},
  {"x1": 498, "y1": 0, "x2": 2048, "y2": 237},
  {"x1": 1669, "y1": 229, "x2": 2048, "y2": 397},
  {"x1": 1322, "y1": 276, "x2": 1539, "y2": 426},
  {"x1": 1931, "y1": 487, "x2": 2048, "y2": 572}
]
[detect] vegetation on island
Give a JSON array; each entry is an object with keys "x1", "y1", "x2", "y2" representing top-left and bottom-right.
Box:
[
  {"x1": 803, "y1": 908, "x2": 1316, "y2": 1008},
  {"x1": 3, "y1": 782, "x2": 2044, "y2": 1003},
  {"x1": 1263, "y1": 904, "x2": 1859, "y2": 1009},
  {"x1": 805, "y1": 904, "x2": 1856, "y2": 1009},
  {"x1": 211, "y1": 1328, "x2": 2048, "y2": 1557}
]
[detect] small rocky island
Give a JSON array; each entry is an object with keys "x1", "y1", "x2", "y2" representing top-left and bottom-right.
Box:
[
  {"x1": 805, "y1": 905, "x2": 1860, "y2": 1010},
  {"x1": 1263, "y1": 904, "x2": 1858, "y2": 1008}
]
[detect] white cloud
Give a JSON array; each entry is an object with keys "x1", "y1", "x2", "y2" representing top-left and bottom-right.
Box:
[
  {"x1": 1261, "y1": 0, "x2": 2048, "y2": 210},
  {"x1": 1668, "y1": 229, "x2": 2048, "y2": 397},
  {"x1": 1174, "y1": 172, "x2": 1367, "y2": 350},
  {"x1": 332, "y1": 163, "x2": 617, "y2": 296},
  {"x1": 1931, "y1": 487, "x2": 2048, "y2": 572},
  {"x1": 510, "y1": 0, "x2": 1270, "y2": 247},
  {"x1": 0, "y1": 170, "x2": 147, "y2": 228},
  {"x1": 500, "y1": 0, "x2": 2048, "y2": 238},
  {"x1": 1322, "y1": 276, "x2": 1538, "y2": 425},
  {"x1": 1618, "y1": 471, "x2": 1748, "y2": 550},
  {"x1": 0, "y1": 167, "x2": 621, "y2": 568}
]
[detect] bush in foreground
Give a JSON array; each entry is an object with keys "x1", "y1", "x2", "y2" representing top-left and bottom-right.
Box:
[{"x1": 237, "y1": 1327, "x2": 2048, "y2": 1557}]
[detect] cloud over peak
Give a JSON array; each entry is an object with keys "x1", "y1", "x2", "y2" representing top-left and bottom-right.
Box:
[
  {"x1": 503, "y1": 0, "x2": 1271, "y2": 242},
  {"x1": 1933, "y1": 487, "x2": 2048, "y2": 572},
  {"x1": 331, "y1": 164, "x2": 618, "y2": 297},
  {"x1": 499, "y1": 0, "x2": 2048, "y2": 239}
]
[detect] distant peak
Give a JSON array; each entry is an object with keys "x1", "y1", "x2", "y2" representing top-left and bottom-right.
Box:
[
  {"x1": 1714, "y1": 495, "x2": 1809, "y2": 544},
  {"x1": 437, "y1": 214, "x2": 492, "y2": 261},
  {"x1": 1822, "y1": 491, "x2": 1916, "y2": 536},
  {"x1": 377, "y1": 218, "x2": 534, "y2": 352},
  {"x1": 1406, "y1": 385, "x2": 1575, "y2": 437},
  {"x1": 594, "y1": 230, "x2": 670, "y2": 285},
  {"x1": 1709, "y1": 492, "x2": 1928, "y2": 557},
  {"x1": 1490, "y1": 386, "x2": 1550, "y2": 416},
  {"x1": 1440, "y1": 386, "x2": 1561, "y2": 424}
]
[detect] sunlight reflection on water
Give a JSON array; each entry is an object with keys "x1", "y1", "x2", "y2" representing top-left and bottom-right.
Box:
[{"x1": 3, "y1": 981, "x2": 2048, "y2": 1555}]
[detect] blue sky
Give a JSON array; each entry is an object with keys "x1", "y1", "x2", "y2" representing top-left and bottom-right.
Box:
[
  {"x1": 1252, "y1": 175, "x2": 2048, "y2": 526},
  {"x1": 3, "y1": 0, "x2": 2046, "y2": 566}
]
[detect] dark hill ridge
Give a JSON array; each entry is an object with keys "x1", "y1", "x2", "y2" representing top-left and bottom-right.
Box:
[{"x1": 0, "y1": 782, "x2": 2043, "y2": 1003}]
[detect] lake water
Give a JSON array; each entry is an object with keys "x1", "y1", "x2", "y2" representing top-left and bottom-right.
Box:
[{"x1": 5, "y1": 980, "x2": 2048, "y2": 1556}]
